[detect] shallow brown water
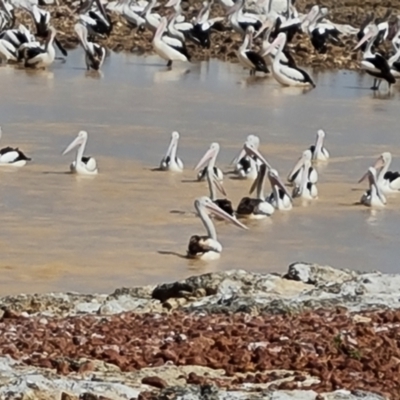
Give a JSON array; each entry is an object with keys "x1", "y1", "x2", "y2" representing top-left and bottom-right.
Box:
[{"x1": 0, "y1": 52, "x2": 400, "y2": 295}]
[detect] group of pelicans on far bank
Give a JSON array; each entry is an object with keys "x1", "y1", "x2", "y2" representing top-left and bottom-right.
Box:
[
  {"x1": 2, "y1": 124, "x2": 398, "y2": 260},
  {"x1": 1, "y1": 0, "x2": 400, "y2": 90}
]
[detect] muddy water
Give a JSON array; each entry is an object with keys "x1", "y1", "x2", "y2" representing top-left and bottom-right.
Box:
[{"x1": 0, "y1": 51, "x2": 400, "y2": 295}]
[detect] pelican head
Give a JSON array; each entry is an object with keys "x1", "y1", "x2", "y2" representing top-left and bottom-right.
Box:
[
  {"x1": 254, "y1": 17, "x2": 275, "y2": 38},
  {"x1": 243, "y1": 142, "x2": 271, "y2": 169},
  {"x1": 288, "y1": 150, "x2": 311, "y2": 181},
  {"x1": 354, "y1": 24, "x2": 379, "y2": 50},
  {"x1": 195, "y1": 142, "x2": 220, "y2": 171},
  {"x1": 62, "y1": 131, "x2": 88, "y2": 155},
  {"x1": 262, "y1": 32, "x2": 287, "y2": 56},
  {"x1": 367, "y1": 166, "x2": 387, "y2": 205}
]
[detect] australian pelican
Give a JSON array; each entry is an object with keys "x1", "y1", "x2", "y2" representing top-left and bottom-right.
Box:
[
  {"x1": 237, "y1": 163, "x2": 275, "y2": 219},
  {"x1": 79, "y1": 0, "x2": 113, "y2": 38},
  {"x1": 0, "y1": 126, "x2": 31, "y2": 167},
  {"x1": 266, "y1": 169, "x2": 293, "y2": 211},
  {"x1": 187, "y1": 196, "x2": 247, "y2": 260},
  {"x1": 152, "y1": 16, "x2": 190, "y2": 67},
  {"x1": 309, "y1": 129, "x2": 329, "y2": 162},
  {"x1": 74, "y1": 22, "x2": 106, "y2": 71},
  {"x1": 237, "y1": 26, "x2": 268, "y2": 75},
  {"x1": 287, "y1": 149, "x2": 318, "y2": 186},
  {"x1": 21, "y1": 25, "x2": 57, "y2": 68},
  {"x1": 232, "y1": 134, "x2": 261, "y2": 180},
  {"x1": 62, "y1": 131, "x2": 98, "y2": 175},
  {"x1": 159, "y1": 131, "x2": 183, "y2": 172},
  {"x1": 195, "y1": 142, "x2": 223, "y2": 182},
  {"x1": 354, "y1": 23, "x2": 395, "y2": 91},
  {"x1": 360, "y1": 167, "x2": 386, "y2": 208},
  {"x1": 292, "y1": 155, "x2": 318, "y2": 199},
  {"x1": 263, "y1": 32, "x2": 315, "y2": 87}
]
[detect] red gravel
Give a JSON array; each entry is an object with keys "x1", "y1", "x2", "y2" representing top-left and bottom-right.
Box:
[{"x1": 1, "y1": 308, "x2": 400, "y2": 397}]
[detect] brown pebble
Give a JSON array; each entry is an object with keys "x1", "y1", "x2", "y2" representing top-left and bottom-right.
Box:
[{"x1": 141, "y1": 376, "x2": 168, "y2": 389}]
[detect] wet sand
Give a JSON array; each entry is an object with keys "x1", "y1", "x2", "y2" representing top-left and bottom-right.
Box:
[{"x1": 1, "y1": 51, "x2": 400, "y2": 295}]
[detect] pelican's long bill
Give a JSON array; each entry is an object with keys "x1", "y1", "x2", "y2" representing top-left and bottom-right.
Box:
[
  {"x1": 243, "y1": 143, "x2": 271, "y2": 169},
  {"x1": 358, "y1": 155, "x2": 385, "y2": 183},
  {"x1": 164, "y1": 131, "x2": 179, "y2": 159},
  {"x1": 369, "y1": 167, "x2": 386, "y2": 204},
  {"x1": 62, "y1": 133, "x2": 85, "y2": 155},
  {"x1": 204, "y1": 199, "x2": 248, "y2": 230},
  {"x1": 288, "y1": 152, "x2": 307, "y2": 179},
  {"x1": 206, "y1": 166, "x2": 226, "y2": 195},
  {"x1": 194, "y1": 143, "x2": 219, "y2": 171},
  {"x1": 354, "y1": 24, "x2": 378, "y2": 50},
  {"x1": 165, "y1": 0, "x2": 179, "y2": 7},
  {"x1": 249, "y1": 163, "x2": 267, "y2": 194},
  {"x1": 262, "y1": 32, "x2": 286, "y2": 56}
]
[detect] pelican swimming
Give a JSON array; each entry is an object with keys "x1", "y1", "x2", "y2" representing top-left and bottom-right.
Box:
[
  {"x1": 206, "y1": 165, "x2": 234, "y2": 216},
  {"x1": 187, "y1": 196, "x2": 247, "y2": 260},
  {"x1": 159, "y1": 131, "x2": 183, "y2": 172},
  {"x1": 266, "y1": 168, "x2": 293, "y2": 211},
  {"x1": 74, "y1": 22, "x2": 106, "y2": 71},
  {"x1": 62, "y1": 131, "x2": 98, "y2": 175},
  {"x1": 292, "y1": 156, "x2": 318, "y2": 199},
  {"x1": 195, "y1": 142, "x2": 223, "y2": 182},
  {"x1": 360, "y1": 167, "x2": 386, "y2": 208},
  {"x1": 152, "y1": 16, "x2": 190, "y2": 67},
  {"x1": 310, "y1": 129, "x2": 329, "y2": 162},
  {"x1": 237, "y1": 163, "x2": 275, "y2": 219},
  {"x1": 263, "y1": 32, "x2": 315, "y2": 87},
  {"x1": 22, "y1": 25, "x2": 57, "y2": 68},
  {"x1": 232, "y1": 134, "x2": 261, "y2": 180},
  {"x1": 0, "y1": 126, "x2": 31, "y2": 167},
  {"x1": 287, "y1": 149, "x2": 318, "y2": 186},
  {"x1": 359, "y1": 152, "x2": 400, "y2": 194},
  {"x1": 354, "y1": 23, "x2": 395, "y2": 91}
]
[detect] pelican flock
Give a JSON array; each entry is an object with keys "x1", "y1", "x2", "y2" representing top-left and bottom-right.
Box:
[{"x1": 0, "y1": 0, "x2": 398, "y2": 91}]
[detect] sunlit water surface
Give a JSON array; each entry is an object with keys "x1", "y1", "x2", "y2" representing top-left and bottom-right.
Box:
[{"x1": 0, "y1": 50, "x2": 400, "y2": 295}]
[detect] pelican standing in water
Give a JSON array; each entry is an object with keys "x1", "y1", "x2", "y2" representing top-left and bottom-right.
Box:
[
  {"x1": 292, "y1": 156, "x2": 318, "y2": 200},
  {"x1": 266, "y1": 169, "x2": 293, "y2": 211},
  {"x1": 152, "y1": 16, "x2": 190, "y2": 68},
  {"x1": 159, "y1": 131, "x2": 183, "y2": 172},
  {"x1": 195, "y1": 142, "x2": 223, "y2": 182},
  {"x1": 310, "y1": 129, "x2": 329, "y2": 162},
  {"x1": 359, "y1": 152, "x2": 400, "y2": 194},
  {"x1": 22, "y1": 25, "x2": 57, "y2": 68},
  {"x1": 0, "y1": 126, "x2": 31, "y2": 167},
  {"x1": 206, "y1": 165, "x2": 235, "y2": 216},
  {"x1": 74, "y1": 22, "x2": 106, "y2": 71},
  {"x1": 237, "y1": 163, "x2": 275, "y2": 218},
  {"x1": 360, "y1": 167, "x2": 386, "y2": 208},
  {"x1": 232, "y1": 134, "x2": 261, "y2": 180},
  {"x1": 62, "y1": 131, "x2": 98, "y2": 175},
  {"x1": 263, "y1": 32, "x2": 315, "y2": 87},
  {"x1": 187, "y1": 196, "x2": 247, "y2": 260},
  {"x1": 287, "y1": 149, "x2": 318, "y2": 186}
]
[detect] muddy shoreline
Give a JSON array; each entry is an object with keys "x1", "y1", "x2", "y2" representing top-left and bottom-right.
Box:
[
  {"x1": 1, "y1": 263, "x2": 399, "y2": 399},
  {"x1": 11, "y1": 0, "x2": 400, "y2": 71}
]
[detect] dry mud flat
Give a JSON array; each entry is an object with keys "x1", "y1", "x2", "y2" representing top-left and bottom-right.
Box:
[
  {"x1": 12, "y1": 0, "x2": 400, "y2": 70},
  {"x1": 0, "y1": 263, "x2": 400, "y2": 399}
]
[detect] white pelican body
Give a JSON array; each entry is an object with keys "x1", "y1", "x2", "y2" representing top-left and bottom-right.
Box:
[
  {"x1": 0, "y1": 39, "x2": 17, "y2": 62},
  {"x1": 287, "y1": 149, "x2": 318, "y2": 186},
  {"x1": 187, "y1": 196, "x2": 247, "y2": 260},
  {"x1": 360, "y1": 167, "x2": 386, "y2": 208},
  {"x1": 159, "y1": 131, "x2": 183, "y2": 172},
  {"x1": 195, "y1": 142, "x2": 223, "y2": 182},
  {"x1": 310, "y1": 129, "x2": 329, "y2": 162},
  {"x1": 293, "y1": 157, "x2": 318, "y2": 200},
  {"x1": 152, "y1": 16, "x2": 189, "y2": 67},
  {"x1": 74, "y1": 22, "x2": 106, "y2": 71},
  {"x1": 0, "y1": 126, "x2": 31, "y2": 167},
  {"x1": 22, "y1": 26, "x2": 56, "y2": 68},
  {"x1": 62, "y1": 130, "x2": 98, "y2": 175},
  {"x1": 227, "y1": 0, "x2": 262, "y2": 36},
  {"x1": 237, "y1": 163, "x2": 275, "y2": 219},
  {"x1": 232, "y1": 134, "x2": 261, "y2": 180},
  {"x1": 263, "y1": 32, "x2": 315, "y2": 87}
]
